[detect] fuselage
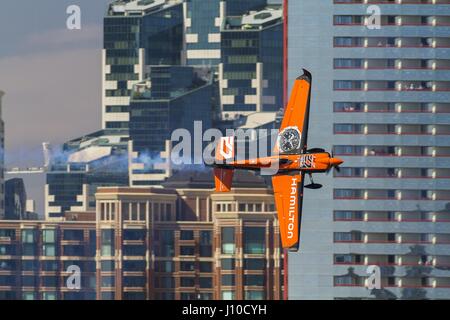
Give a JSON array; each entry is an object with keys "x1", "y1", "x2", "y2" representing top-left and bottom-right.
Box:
[{"x1": 217, "y1": 152, "x2": 344, "y2": 174}]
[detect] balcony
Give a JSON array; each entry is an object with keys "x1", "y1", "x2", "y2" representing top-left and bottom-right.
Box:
[
  {"x1": 334, "y1": 167, "x2": 450, "y2": 179},
  {"x1": 335, "y1": 210, "x2": 450, "y2": 222},
  {"x1": 334, "y1": 124, "x2": 450, "y2": 135},
  {"x1": 334, "y1": 37, "x2": 450, "y2": 48},
  {"x1": 334, "y1": 0, "x2": 450, "y2": 5},
  {"x1": 333, "y1": 15, "x2": 450, "y2": 27},
  {"x1": 334, "y1": 102, "x2": 450, "y2": 113},
  {"x1": 334, "y1": 189, "x2": 450, "y2": 201},
  {"x1": 334, "y1": 145, "x2": 450, "y2": 157},
  {"x1": 334, "y1": 59, "x2": 450, "y2": 70},
  {"x1": 333, "y1": 254, "x2": 450, "y2": 267},
  {"x1": 334, "y1": 80, "x2": 450, "y2": 92},
  {"x1": 335, "y1": 232, "x2": 450, "y2": 244}
]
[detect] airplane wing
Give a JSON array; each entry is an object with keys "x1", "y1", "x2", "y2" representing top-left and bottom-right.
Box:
[
  {"x1": 272, "y1": 173, "x2": 305, "y2": 250},
  {"x1": 276, "y1": 69, "x2": 312, "y2": 154}
]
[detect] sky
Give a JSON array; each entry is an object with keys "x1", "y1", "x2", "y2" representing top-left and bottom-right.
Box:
[{"x1": 0, "y1": 0, "x2": 111, "y2": 214}]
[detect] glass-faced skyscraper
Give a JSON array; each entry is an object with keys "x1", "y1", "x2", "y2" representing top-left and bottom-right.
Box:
[
  {"x1": 103, "y1": 1, "x2": 183, "y2": 130},
  {"x1": 288, "y1": 0, "x2": 450, "y2": 299},
  {"x1": 220, "y1": 5, "x2": 283, "y2": 118},
  {"x1": 128, "y1": 66, "x2": 215, "y2": 186},
  {"x1": 183, "y1": 0, "x2": 269, "y2": 67},
  {"x1": 0, "y1": 91, "x2": 4, "y2": 219}
]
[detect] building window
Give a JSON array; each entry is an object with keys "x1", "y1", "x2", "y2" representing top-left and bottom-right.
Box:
[
  {"x1": 199, "y1": 262, "x2": 213, "y2": 273},
  {"x1": 222, "y1": 291, "x2": 235, "y2": 300},
  {"x1": 199, "y1": 277, "x2": 213, "y2": 289},
  {"x1": 22, "y1": 260, "x2": 37, "y2": 271},
  {"x1": 158, "y1": 230, "x2": 174, "y2": 257},
  {"x1": 180, "y1": 230, "x2": 194, "y2": 241},
  {"x1": 180, "y1": 277, "x2": 195, "y2": 288},
  {"x1": 245, "y1": 291, "x2": 265, "y2": 300},
  {"x1": 43, "y1": 229, "x2": 56, "y2": 243},
  {"x1": 22, "y1": 292, "x2": 36, "y2": 300},
  {"x1": 22, "y1": 229, "x2": 36, "y2": 256},
  {"x1": 243, "y1": 227, "x2": 265, "y2": 254},
  {"x1": 123, "y1": 229, "x2": 146, "y2": 241},
  {"x1": 42, "y1": 292, "x2": 57, "y2": 300},
  {"x1": 101, "y1": 260, "x2": 115, "y2": 272},
  {"x1": 122, "y1": 202, "x2": 130, "y2": 220},
  {"x1": 221, "y1": 259, "x2": 235, "y2": 271},
  {"x1": 244, "y1": 275, "x2": 265, "y2": 287},
  {"x1": 222, "y1": 274, "x2": 235, "y2": 286},
  {"x1": 41, "y1": 261, "x2": 58, "y2": 272},
  {"x1": 63, "y1": 229, "x2": 84, "y2": 241},
  {"x1": 244, "y1": 259, "x2": 265, "y2": 270},
  {"x1": 123, "y1": 276, "x2": 146, "y2": 288},
  {"x1": 123, "y1": 245, "x2": 146, "y2": 256},
  {"x1": 221, "y1": 227, "x2": 235, "y2": 254},
  {"x1": 42, "y1": 229, "x2": 57, "y2": 256},
  {"x1": 101, "y1": 292, "x2": 115, "y2": 300},
  {"x1": 180, "y1": 246, "x2": 195, "y2": 256},
  {"x1": 0, "y1": 229, "x2": 15, "y2": 240},
  {"x1": 123, "y1": 260, "x2": 146, "y2": 272},
  {"x1": 180, "y1": 261, "x2": 195, "y2": 272},
  {"x1": 101, "y1": 229, "x2": 115, "y2": 256},
  {"x1": 334, "y1": 275, "x2": 356, "y2": 286},
  {"x1": 63, "y1": 245, "x2": 84, "y2": 256},
  {"x1": 155, "y1": 261, "x2": 174, "y2": 273},
  {"x1": 334, "y1": 232, "x2": 362, "y2": 242},
  {"x1": 334, "y1": 255, "x2": 353, "y2": 264}
]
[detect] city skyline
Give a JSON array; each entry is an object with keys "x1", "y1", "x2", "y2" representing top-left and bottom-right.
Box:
[{"x1": 0, "y1": 0, "x2": 449, "y2": 302}]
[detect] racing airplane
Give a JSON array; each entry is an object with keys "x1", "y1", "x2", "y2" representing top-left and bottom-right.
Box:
[{"x1": 211, "y1": 70, "x2": 344, "y2": 251}]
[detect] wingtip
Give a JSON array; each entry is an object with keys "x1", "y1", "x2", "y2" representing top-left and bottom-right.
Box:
[{"x1": 296, "y1": 69, "x2": 312, "y2": 83}]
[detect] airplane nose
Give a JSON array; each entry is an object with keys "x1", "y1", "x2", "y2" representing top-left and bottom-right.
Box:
[{"x1": 330, "y1": 157, "x2": 344, "y2": 166}]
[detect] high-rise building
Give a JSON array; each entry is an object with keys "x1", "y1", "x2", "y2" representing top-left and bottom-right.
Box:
[
  {"x1": 288, "y1": 0, "x2": 450, "y2": 299},
  {"x1": 103, "y1": 0, "x2": 283, "y2": 130},
  {"x1": 128, "y1": 65, "x2": 216, "y2": 186},
  {"x1": 4, "y1": 178, "x2": 27, "y2": 220},
  {"x1": 219, "y1": 5, "x2": 283, "y2": 119},
  {"x1": 183, "y1": 0, "x2": 269, "y2": 67},
  {"x1": 183, "y1": 0, "x2": 222, "y2": 67},
  {"x1": 45, "y1": 130, "x2": 129, "y2": 219},
  {"x1": 103, "y1": 0, "x2": 184, "y2": 130},
  {"x1": 96, "y1": 170, "x2": 282, "y2": 300},
  {"x1": 0, "y1": 91, "x2": 4, "y2": 219},
  {"x1": 0, "y1": 170, "x2": 283, "y2": 300},
  {"x1": 0, "y1": 220, "x2": 97, "y2": 300}
]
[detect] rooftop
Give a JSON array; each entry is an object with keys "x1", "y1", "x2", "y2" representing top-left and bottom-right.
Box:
[
  {"x1": 235, "y1": 112, "x2": 278, "y2": 129},
  {"x1": 64, "y1": 129, "x2": 129, "y2": 152},
  {"x1": 224, "y1": 5, "x2": 283, "y2": 31},
  {"x1": 108, "y1": 0, "x2": 180, "y2": 16}
]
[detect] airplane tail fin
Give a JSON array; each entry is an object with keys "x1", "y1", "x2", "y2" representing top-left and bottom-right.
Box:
[
  {"x1": 214, "y1": 168, "x2": 234, "y2": 192},
  {"x1": 214, "y1": 136, "x2": 235, "y2": 192},
  {"x1": 215, "y1": 136, "x2": 235, "y2": 163}
]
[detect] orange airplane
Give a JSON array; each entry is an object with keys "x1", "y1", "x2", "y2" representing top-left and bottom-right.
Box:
[{"x1": 211, "y1": 70, "x2": 344, "y2": 251}]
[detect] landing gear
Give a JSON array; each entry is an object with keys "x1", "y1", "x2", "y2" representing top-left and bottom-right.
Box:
[{"x1": 304, "y1": 173, "x2": 322, "y2": 190}]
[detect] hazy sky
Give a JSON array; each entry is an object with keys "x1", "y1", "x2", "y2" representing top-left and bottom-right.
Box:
[
  {"x1": 0, "y1": 0, "x2": 111, "y2": 214},
  {"x1": 0, "y1": 0, "x2": 112, "y2": 167}
]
